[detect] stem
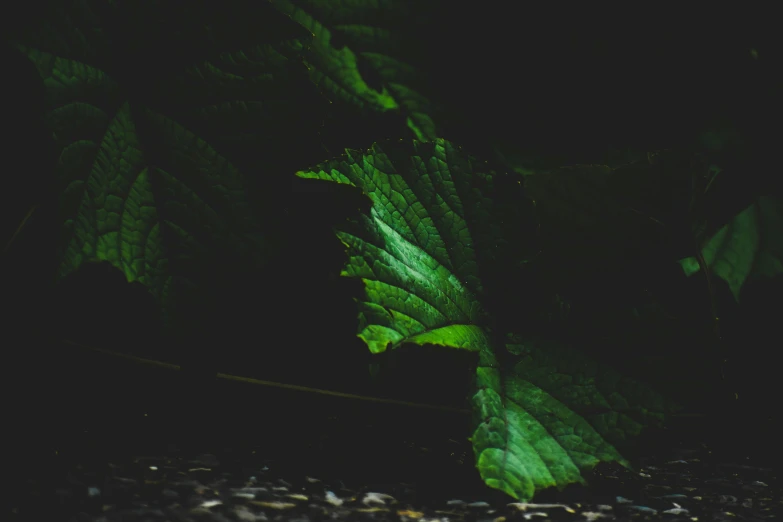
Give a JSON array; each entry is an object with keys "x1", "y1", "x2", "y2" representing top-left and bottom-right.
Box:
[
  {"x1": 59, "y1": 338, "x2": 471, "y2": 414},
  {"x1": 2, "y1": 204, "x2": 38, "y2": 255}
]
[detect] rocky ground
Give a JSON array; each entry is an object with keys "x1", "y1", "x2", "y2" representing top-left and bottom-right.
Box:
[
  {"x1": 11, "y1": 441, "x2": 782, "y2": 521},
  {"x1": 7, "y1": 348, "x2": 781, "y2": 521},
  {"x1": 8, "y1": 407, "x2": 781, "y2": 522}
]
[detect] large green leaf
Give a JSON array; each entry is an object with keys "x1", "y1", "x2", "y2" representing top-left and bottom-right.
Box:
[
  {"x1": 296, "y1": 139, "x2": 533, "y2": 353},
  {"x1": 472, "y1": 335, "x2": 672, "y2": 500},
  {"x1": 13, "y1": 0, "x2": 320, "y2": 324},
  {"x1": 20, "y1": 42, "x2": 258, "y2": 313},
  {"x1": 270, "y1": 0, "x2": 437, "y2": 141},
  {"x1": 297, "y1": 138, "x2": 674, "y2": 500},
  {"x1": 680, "y1": 196, "x2": 783, "y2": 301}
]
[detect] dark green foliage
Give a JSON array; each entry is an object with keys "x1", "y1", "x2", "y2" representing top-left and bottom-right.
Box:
[{"x1": 3, "y1": 0, "x2": 778, "y2": 502}]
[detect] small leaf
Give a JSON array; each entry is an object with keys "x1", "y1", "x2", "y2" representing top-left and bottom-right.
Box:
[
  {"x1": 679, "y1": 196, "x2": 783, "y2": 301},
  {"x1": 271, "y1": 0, "x2": 438, "y2": 140}
]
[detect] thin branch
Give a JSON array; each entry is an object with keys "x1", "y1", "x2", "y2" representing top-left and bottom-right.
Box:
[
  {"x1": 60, "y1": 338, "x2": 471, "y2": 414},
  {"x1": 3, "y1": 204, "x2": 38, "y2": 255},
  {"x1": 57, "y1": 338, "x2": 709, "y2": 419}
]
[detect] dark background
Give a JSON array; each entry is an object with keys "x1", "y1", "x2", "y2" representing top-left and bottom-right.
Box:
[{"x1": 2, "y1": 1, "x2": 781, "y2": 512}]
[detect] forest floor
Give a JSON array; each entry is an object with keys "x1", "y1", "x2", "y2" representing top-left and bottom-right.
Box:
[{"x1": 6, "y1": 345, "x2": 781, "y2": 521}]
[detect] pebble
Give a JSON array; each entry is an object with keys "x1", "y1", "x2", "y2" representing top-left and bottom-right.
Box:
[
  {"x1": 628, "y1": 505, "x2": 657, "y2": 514},
  {"x1": 324, "y1": 490, "x2": 343, "y2": 506},
  {"x1": 362, "y1": 491, "x2": 396, "y2": 506}
]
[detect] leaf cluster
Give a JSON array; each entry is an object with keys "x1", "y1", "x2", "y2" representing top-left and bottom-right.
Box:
[{"x1": 2, "y1": 0, "x2": 779, "y2": 501}]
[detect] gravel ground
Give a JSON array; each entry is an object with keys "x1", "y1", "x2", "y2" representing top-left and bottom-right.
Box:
[
  {"x1": 10, "y1": 433, "x2": 781, "y2": 522},
  {"x1": 7, "y1": 348, "x2": 781, "y2": 521}
]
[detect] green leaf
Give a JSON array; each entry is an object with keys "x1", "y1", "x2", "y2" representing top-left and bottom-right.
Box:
[
  {"x1": 472, "y1": 335, "x2": 673, "y2": 500},
  {"x1": 270, "y1": 0, "x2": 437, "y2": 140},
  {"x1": 20, "y1": 42, "x2": 260, "y2": 313},
  {"x1": 296, "y1": 138, "x2": 534, "y2": 353},
  {"x1": 679, "y1": 196, "x2": 783, "y2": 301},
  {"x1": 12, "y1": 1, "x2": 315, "y2": 325},
  {"x1": 297, "y1": 139, "x2": 673, "y2": 500}
]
